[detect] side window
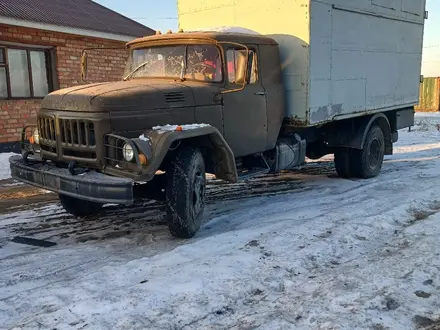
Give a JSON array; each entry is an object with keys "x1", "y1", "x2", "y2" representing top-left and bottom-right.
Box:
[{"x1": 226, "y1": 48, "x2": 258, "y2": 84}]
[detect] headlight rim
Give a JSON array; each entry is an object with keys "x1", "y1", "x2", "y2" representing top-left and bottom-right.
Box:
[{"x1": 122, "y1": 142, "x2": 134, "y2": 162}]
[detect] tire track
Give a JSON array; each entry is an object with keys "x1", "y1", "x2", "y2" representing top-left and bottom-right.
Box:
[{"x1": 0, "y1": 160, "x2": 359, "y2": 246}]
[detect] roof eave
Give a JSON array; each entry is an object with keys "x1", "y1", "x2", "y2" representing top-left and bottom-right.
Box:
[{"x1": 0, "y1": 16, "x2": 141, "y2": 42}]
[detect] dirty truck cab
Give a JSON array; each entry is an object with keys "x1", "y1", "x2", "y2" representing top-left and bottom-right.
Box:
[{"x1": 10, "y1": 31, "x2": 286, "y2": 238}]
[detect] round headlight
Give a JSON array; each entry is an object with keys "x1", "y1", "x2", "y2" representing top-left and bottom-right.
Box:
[
  {"x1": 122, "y1": 143, "x2": 134, "y2": 162},
  {"x1": 32, "y1": 128, "x2": 40, "y2": 145}
]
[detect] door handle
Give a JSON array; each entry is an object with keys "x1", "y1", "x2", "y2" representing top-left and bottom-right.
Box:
[{"x1": 255, "y1": 91, "x2": 266, "y2": 96}]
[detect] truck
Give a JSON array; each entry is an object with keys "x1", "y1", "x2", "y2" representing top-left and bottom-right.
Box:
[{"x1": 10, "y1": 0, "x2": 427, "y2": 238}]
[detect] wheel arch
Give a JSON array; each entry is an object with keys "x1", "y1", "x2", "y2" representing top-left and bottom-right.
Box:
[
  {"x1": 133, "y1": 126, "x2": 238, "y2": 183},
  {"x1": 364, "y1": 114, "x2": 392, "y2": 155},
  {"x1": 326, "y1": 113, "x2": 392, "y2": 155}
]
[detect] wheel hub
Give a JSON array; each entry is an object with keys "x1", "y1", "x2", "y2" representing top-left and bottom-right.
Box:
[
  {"x1": 192, "y1": 172, "x2": 205, "y2": 217},
  {"x1": 367, "y1": 138, "x2": 381, "y2": 170}
]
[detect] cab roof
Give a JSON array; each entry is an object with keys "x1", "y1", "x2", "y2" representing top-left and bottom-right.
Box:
[{"x1": 126, "y1": 30, "x2": 279, "y2": 47}]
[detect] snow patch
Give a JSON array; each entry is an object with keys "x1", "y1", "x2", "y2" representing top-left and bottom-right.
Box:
[
  {"x1": 411, "y1": 113, "x2": 440, "y2": 132},
  {"x1": 0, "y1": 152, "x2": 18, "y2": 180},
  {"x1": 152, "y1": 123, "x2": 210, "y2": 133},
  {"x1": 139, "y1": 134, "x2": 149, "y2": 142}
]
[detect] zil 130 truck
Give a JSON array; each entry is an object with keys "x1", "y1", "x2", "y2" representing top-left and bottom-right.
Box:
[{"x1": 10, "y1": 0, "x2": 427, "y2": 238}]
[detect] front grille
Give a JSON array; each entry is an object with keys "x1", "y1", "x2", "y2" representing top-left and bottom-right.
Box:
[
  {"x1": 37, "y1": 115, "x2": 97, "y2": 160},
  {"x1": 59, "y1": 119, "x2": 95, "y2": 147},
  {"x1": 38, "y1": 116, "x2": 56, "y2": 143}
]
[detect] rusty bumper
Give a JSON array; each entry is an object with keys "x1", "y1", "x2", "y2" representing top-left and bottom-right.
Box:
[{"x1": 9, "y1": 155, "x2": 134, "y2": 204}]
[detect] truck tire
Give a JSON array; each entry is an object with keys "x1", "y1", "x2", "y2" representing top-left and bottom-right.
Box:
[
  {"x1": 334, "y1": 125, "x2": 385, "y2": 179},
  {"x1": 59, "y1": 194, "x2": 103, "y2": 217},
  {"x1": 166, "y1": 147, "x2": 206, "y2": 239},
  {"x1": 352, "y1": 124, "x2": 385, "y2": 179}
]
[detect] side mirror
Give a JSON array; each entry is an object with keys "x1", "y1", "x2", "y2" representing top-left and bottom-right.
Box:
[{"x1": 81, "y1": 50, "x2": 88, "y2": 81}]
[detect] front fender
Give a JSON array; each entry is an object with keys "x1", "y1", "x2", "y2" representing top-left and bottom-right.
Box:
[{"x1": 132, "y1": 125, "x2": 238, "y2": 183}]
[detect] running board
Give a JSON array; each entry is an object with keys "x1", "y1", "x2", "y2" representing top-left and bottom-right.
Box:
[
  {"x1": 237, "y1": 154, "x2": 270, "y2": 181},
  {"x1": 238, "y1": 168, "x2": 270, "y2": 181}
]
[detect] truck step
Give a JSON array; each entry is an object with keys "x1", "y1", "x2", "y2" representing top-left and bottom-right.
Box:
[
  {"x1": 238, "y1": 168, "x2": 270, "y2": 181},
  {"x1": 237, "y1": 153, "x2": 271, "y2": 181}
]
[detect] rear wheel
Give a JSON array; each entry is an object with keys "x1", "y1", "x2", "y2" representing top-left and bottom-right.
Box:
[
  {"x1": 59, "y1": 194, "x2": 103, "y2": 217},
  {"x1": 334, "y1": 124, "x2": 385, "y2": 179},
  {"x1": 352, "y1": 124, "x2": 385, "y2": 179},
  {"x1": 165, "y1": 147, "x2": 206, "y2": 239}
]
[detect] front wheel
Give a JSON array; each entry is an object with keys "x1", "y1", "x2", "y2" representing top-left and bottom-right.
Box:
[
  {"x1": 165, "y1": 147, "x2": 206, "y2": 239},
  {"x1": 59, "y1": 194, "x2": 103, "y2": 217}
]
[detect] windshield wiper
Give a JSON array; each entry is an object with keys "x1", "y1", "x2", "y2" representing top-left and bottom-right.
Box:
[{"x1": 123, "y1": 61, "x2": 150, "y2": 81}]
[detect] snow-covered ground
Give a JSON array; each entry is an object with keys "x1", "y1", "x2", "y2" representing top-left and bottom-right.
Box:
[
  {"x1": 0, "y1": 152, "x2": 18, "y2": 180},
  {"x1": 2, "y1": 113, "x2": 440, "y2": 329}
]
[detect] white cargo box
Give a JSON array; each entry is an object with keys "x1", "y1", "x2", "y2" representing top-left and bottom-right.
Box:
[{"x1": 178, "y1": 0, "x2": 426, "y2": 126}]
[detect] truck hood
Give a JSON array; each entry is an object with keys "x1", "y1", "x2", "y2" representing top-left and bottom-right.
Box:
[{"x1": 41, "y1": 80, "x2": 195, "y2": 112}]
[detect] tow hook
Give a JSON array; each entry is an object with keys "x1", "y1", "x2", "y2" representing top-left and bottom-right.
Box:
[
  {"x1": 22, "y1": 151, "x2": 33, "y2": 165},
  {"x1": 68, "y1": 160, "x2": 88, "y2": 176}
]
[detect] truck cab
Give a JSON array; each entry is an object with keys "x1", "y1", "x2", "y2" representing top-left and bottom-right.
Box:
[
  {"x1": 10, "y1": 31, "x2": 287, "y2": 239},
  {"x1": 121, "y1": 31, "x2": 284, "y2": 157}
]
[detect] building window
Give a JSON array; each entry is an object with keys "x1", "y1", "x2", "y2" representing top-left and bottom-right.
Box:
[
  {"x1": 226, "y1": 48, "x2": 258, "y2": 84},
  {"x1": 0, "y1": 46, "x2": 53, "y2": 99}
]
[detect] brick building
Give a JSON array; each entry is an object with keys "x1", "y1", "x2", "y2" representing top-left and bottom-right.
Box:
[{"x1": 0, "y1": 0, "x2": 154, "y2": 152}]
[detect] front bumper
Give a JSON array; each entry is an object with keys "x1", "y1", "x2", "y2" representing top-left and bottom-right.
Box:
[{"x1": 9, "y1": 155, "x2": 134, "y2": 204}]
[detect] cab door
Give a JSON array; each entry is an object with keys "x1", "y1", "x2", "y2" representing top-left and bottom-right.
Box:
[{"x1": 222, "y1": 45, "x2": 268, "y2": 157}]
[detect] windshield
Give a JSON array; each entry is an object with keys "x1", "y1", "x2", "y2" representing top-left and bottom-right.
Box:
[{"x1": 124, "y1": 44, "x2": 223, "y2": 82}]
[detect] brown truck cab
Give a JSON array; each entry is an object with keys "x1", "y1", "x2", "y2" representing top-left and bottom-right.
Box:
[{"x1": 9, "y1": 30, "x2": 412, "y2": 238}]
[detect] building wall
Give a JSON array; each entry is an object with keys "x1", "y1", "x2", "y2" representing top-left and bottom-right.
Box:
[{"x1": 0, "y1": 24, "x2": 131, "y2": 150}]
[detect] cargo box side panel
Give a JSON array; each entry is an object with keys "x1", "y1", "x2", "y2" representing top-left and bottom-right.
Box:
[
  {"x1": 308, "y1": 1, "x2": 333, "y2": 125},
  {"x1": 309, "y1": 0, "x2": 426, "y2": 125},
  {"x1": 178, "y1": 0, "x2": 311, "y2": 124}
]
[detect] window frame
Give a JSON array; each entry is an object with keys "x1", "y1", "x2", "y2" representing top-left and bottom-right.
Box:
[
  {"x1": 0, "y1": 47, "x2": 11, "y2": 99},
  {"x1": 225, "y1": 47, "x2": 259, "y2": 85},
  {"x1": 0, "y1": 44, "x2": 54, "y2": 100},
  {"x1": 0, "y1": 47, "x2": 5, "y2": 64}
]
